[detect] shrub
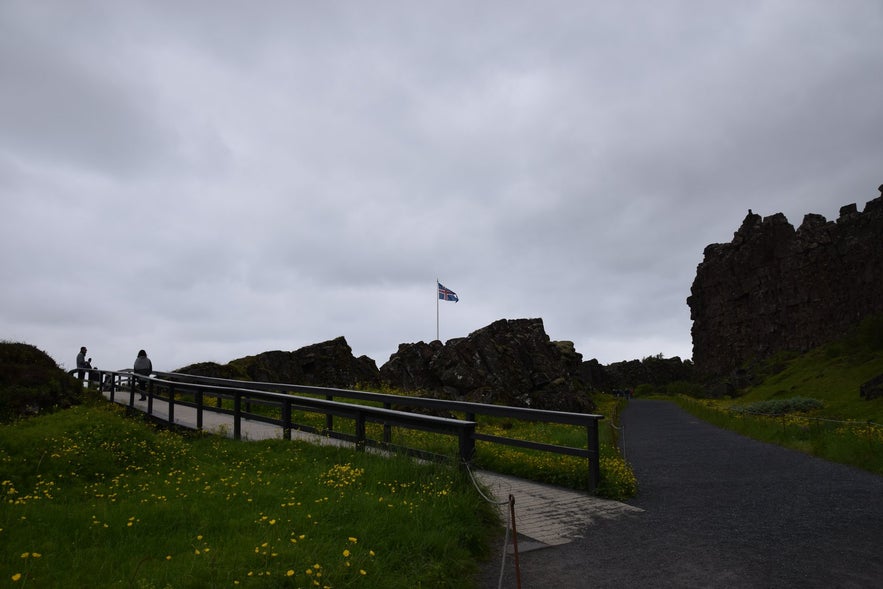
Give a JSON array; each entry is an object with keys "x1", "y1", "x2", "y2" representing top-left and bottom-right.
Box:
[
  {"x1": 731, "y1": 396, "x2": 824, "y2": 416},
  {"x1": 633, "y1": 384, "x2": 655, "y2": 397},
  {"x1": 665, "y1": 380, "x2": 705, "y2": 397},
  {"x1": 596, "y1": 455, "x2": 638, "y2": 499}
]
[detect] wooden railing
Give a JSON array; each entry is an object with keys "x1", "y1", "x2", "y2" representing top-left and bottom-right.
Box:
[{"x1": 79, "y1": 369, "x2": 604, "y2": 491}]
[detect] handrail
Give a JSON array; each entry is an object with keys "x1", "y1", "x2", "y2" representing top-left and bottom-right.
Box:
[
  {"x1": 155, "y1": 371, "x2": 604, "y2": 425},
  {"x1": 155, "y1": 371, "x2": 603, "y2": 491},
  {"x1": 73, "y1": 369, "x2": 477, "y2": 464},
  {"x1": 73, "y1": 369, "x2": 604, "y2": 491}
]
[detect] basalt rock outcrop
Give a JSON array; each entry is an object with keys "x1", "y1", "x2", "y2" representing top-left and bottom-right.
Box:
[
  {"x1": 581, "y1": 355, "x2": 695, "y2": 391},
  {"x1": 175, "y1": 336, "x2": 380, "y2": 388},
  {"x1": 379, "y1": 318, "x2": 595, "y2": 412},
  {"x1": 688, "y1": 189, "x2": 883, "y2": 376}
]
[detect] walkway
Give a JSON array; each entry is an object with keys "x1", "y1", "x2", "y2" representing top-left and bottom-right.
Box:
[
  {"x1": 479, "y1": 399, "x2": 883, "y2": 588},
  {"x1": 104, "y1": 392, "x2": 640, "y2": 551}
]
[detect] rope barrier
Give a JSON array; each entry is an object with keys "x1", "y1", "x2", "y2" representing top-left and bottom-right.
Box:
[
  {"x1": 463, "y1": 462, "x2": 522, "y2": 589},
  {"x1": 508, "y1": 494, "x2": 522, "y2": 589},
  {"x1": 726, "y1": 409, "x2": 883, "y2": 430},
  {"x1": 464, "y1": 461, "x2": 510, "y2": 506},
  {"x1": 499, "y1": 502, "x2": 512, "y2": 589},
  {"x1": 609, "y1": 422, "x2": 626, "y2": 460}
]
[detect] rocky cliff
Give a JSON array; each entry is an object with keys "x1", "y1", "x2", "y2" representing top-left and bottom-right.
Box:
[
  {"x1": 688, "y1": 188, "x2": 883, "y2": 376},
  {"x1": 581, "y1": 355, "x2": 694, "y2": 391},
  {"x1": 177, "y1": 319, "x2": 596, "y2": 412},
  {"x1": 176, "y1": 336, "x2": 380, "y2": 388},
  {"x1": 380, "y1": 318, "x2": 595, "y2": 412}
]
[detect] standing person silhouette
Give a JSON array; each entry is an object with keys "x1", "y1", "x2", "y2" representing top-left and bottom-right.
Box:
[
  {"x1": 133, "y1": 350, "x2": 153, "y2": 401},
  {"x1": 76, "y1": 346, "x2": 91, "y2": 383}
]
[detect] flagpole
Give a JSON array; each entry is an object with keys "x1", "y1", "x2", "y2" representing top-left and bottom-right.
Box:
[{"x1": 436, "y1": 277, "x2": 439, "y2": 341}]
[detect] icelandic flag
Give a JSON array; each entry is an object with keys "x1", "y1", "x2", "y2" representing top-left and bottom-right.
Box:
[{"x1": 438, "y1": 282, "x2": 459, "y2": 302}]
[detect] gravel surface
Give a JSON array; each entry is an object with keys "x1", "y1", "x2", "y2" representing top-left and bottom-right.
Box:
[{"x1": 477, "y1": 399, "x2": 883, "y2": 588}]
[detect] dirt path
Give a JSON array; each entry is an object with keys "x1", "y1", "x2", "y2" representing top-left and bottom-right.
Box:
[{"x1": 478, "y1": 399, "x2": 883, "y2": 588}]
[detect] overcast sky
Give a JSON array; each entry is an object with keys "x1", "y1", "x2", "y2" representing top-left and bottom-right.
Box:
[{"x1": 2, "y1": 1, "x2": 882, "y2": 374}]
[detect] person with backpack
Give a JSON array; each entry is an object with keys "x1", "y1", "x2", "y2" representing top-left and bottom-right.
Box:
[{"x1": 133, "y1": 349, "x2": 153, "y2": 401}]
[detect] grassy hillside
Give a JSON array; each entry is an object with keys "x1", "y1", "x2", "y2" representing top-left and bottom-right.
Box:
[
  {"x1": 730, "y1": 314, "x2": 883, "y2": 422},
  {"x1": 674, "y1": 315, "x2": 883, "y2": 475}
]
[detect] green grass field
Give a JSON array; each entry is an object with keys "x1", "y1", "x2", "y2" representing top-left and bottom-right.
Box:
[
  {"x1": 1, "y1": 402, "x2": 499, "y2": 588},
  {"x1": 162, "y1": 388, "x2": 636, "y2": 500},
  {"x1": 1, "y1": 392, "x2": 635, "y2": 588},
  {"x1": 0, "y1": 341, "x2": 637, "y2": 586}
]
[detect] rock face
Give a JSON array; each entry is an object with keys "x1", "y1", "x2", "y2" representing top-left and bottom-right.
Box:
[
  {"x1": 379, "y1": 318, "x2": 595, "y2": 412},
  {"x1": 176, "y1": 336, "x2": 380, "y2": 388},
  {"x1": 860, "y1": 373, "x2": 883, "y2": 401},
  {"x1": 581, "y1": 356, "x2": 694, "y2": 391},
  {"x1": 174, "y1": 320, "x2": 597, "y2": 412},
  {"x1": 688, "y1": 192, "x2": 883, "y2": 376}
]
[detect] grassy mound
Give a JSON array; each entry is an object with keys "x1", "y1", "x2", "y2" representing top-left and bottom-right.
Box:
[
  {"x1": 675, "y1": 316, "x2": 883, "y2": 475},
  {"x1": 0, "y1": 342, "x2": 87, "y2": 423}
]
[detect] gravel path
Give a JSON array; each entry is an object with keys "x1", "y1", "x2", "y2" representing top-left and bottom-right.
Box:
[{"x1": 478, "y1": 399, "x2": 883, "y2": 588}]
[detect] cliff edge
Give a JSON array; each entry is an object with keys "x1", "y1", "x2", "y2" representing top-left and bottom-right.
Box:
[{"x1": 688, "y1": 187, "x2": 883, "y2": 376}]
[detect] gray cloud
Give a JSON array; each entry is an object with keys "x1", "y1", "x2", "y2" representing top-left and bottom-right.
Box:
[{"x1": 2, "y1": 0, "x2": 881, "y2": 374}]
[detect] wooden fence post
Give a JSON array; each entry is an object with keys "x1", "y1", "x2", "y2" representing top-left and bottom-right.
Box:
[
  {"x1": 383, "y1": 402, "x2": 392, "y2": 445},
  {"x1": 196, "y1": 389, "x2": 204, "y2": 431},
  {"x1": 167, "y1": 383, "x2": 175, "y2": 425},
  {"x1": 459, "y1": 423, "x2": 476, "y2": 465},
  {"x1": 587, "y1": 418, "x2": 600, "y2": 492},
  {"x1": 234, "y1": 393, "x2": 242, "y2": 440},
  {"x1": 355, "y1": 411, "x2": 366, "y2": 451},
  {"x1": 282, "y1": 400, "x2": 292, "y2": 441},
  {"x1": 326, "y1": 394, "x2": 334, "y2": 433}
]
